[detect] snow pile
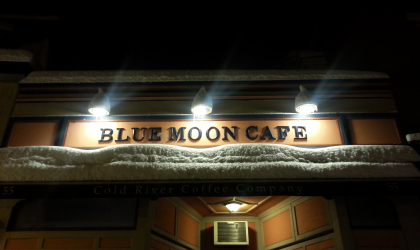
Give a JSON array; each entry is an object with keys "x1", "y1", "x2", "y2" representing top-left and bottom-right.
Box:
[
  {"x1": 406, "y1": 133, "x2": 420, "y2": 142},
  {"x1": 0, "y1": 144, "x2": 419, "y2": 182}
]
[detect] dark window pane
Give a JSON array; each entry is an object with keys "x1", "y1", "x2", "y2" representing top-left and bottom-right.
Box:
[
  {"x1": 7, "y1": 198, "x2": 138, "y2": 231},
  {"x1": 346, "y1": 196, "x2": 399, "y2": 229}
]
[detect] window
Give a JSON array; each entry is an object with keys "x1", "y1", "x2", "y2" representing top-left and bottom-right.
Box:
[
  {"x1": 7, "y1": 198, "x2": 138, "y2": 231},
  {"x1": 346, "y1": 196, "x2": 399, "y2": 229}
]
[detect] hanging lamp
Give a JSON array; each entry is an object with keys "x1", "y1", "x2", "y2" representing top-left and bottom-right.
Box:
[
  {"x1": 88, "y1": 88, "x2": 110, "y2": 117},
  {"x1": 191, "y1": 86, "x2": 212, "y2": 116},
  {"x1": 295, "y1": 85, "x2": 317, "y2": 114}
]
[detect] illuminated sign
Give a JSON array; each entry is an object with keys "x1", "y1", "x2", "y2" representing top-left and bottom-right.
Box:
[
  {"x1": 64, "y1": 118, "x2": 343, "y2": 148},
  {"x1": 98, "y1": 125, "x2": 308, "y2": 142}
]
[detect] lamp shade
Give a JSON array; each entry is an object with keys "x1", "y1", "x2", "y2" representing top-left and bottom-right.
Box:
[
  {"x1": 191, "y1": 86, "x2": 213, "y2": 116},
  {"x1": 295, "y1": 85, "x2": 317, "y2": 114},
  {"x1": 88, "y1": 88, "x2": 110, "y2": 116},
  {"x1": 225, "y1": 202, "x2": 242, "y2": 212}
]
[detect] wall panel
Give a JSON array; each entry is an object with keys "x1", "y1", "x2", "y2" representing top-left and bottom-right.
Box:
[
  {"x1": 151, "y1": 240, "x2": 170, "y2": 250},
  {"x1": 263, "y1": 210, "x2": 293, "y2": 246},
  {"x1": 305, "y1": 239, "x2": 334, "y2": 250},
  {"x1": 43, "y1": 238, "x2": 94, "y2": 249},
  {"x1": 8, "y1": 121, "x2": 58, "y2": 146},
  {"x1": 348, "y1": 118, "x2": 401, "y2": 145},
  {"x1": 5, "y1": 239, "x2": 38, "y2": 249},
  {"x1": 294, "y1": 197, "x2": 329, "y2": 235},
  {"x1": 178, "y1": 211, "x2": 199, "y2": 247},
  {"x1": 99, "y1": 238, "x2": 131, "y2": 248},
  {"x1": 154, "y1": 198, "x2": 177, "y2": 235}
]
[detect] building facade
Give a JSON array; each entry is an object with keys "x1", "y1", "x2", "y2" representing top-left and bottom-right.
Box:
[{"x1": 0, "y1": 67, "x2": 420, "y2": 250}]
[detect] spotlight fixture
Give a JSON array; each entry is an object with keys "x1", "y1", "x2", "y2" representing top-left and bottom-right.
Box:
[
  {"x1": 295, "y1": 85, "x2": 317, "y2": 114},
  {"x1": 88, "y1": 88, "x2": 110, "y2": 117},
  {"x1": 191, "y1": 86, "x2": 212, "y2": 117},
  {"x1": 225, "y1": 202, "x2": 243, "y2": 212}
]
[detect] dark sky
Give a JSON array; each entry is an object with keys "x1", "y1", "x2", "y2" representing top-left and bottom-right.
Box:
[
  {"x1": 2, "y1": 7, "x2": 420, "y2": 132},
  {"x1": 47, "y1": 10, "x2": 374, "y2": 70},
  {"x1": 2, "y1": 7, "x2": 418, "y2": 72},
  {"x1": 49, "y1": 11, "x2": 325, "y2": 70}
]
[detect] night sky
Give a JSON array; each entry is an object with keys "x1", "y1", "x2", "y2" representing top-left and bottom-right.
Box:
[
  {"x1": 2, "y1": 8, "x2": 417, "y2": 72},
  {"x1": 48, "y1": 10, "x2": 410, "y2": 71},
  {"x1": 2, "y1": 7, "x2": 420, "y2": 132}
]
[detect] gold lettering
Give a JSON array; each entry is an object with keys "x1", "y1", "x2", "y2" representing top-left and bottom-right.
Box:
[
  {"x1": 269, "y1": 186, "x2": 276, "y2": 194},
  {"x1": 135, "y1": 186, "x2": 143, "y2": 194},
  {"x1": 94, "y1": 186, "x2": 102, "y2": 194},
  {"x1": 182, "y1": 185, "x2": 189, "y2": 193},
  {"x1": 297, "y1": 186, "x2": 303, "y2": 195}
]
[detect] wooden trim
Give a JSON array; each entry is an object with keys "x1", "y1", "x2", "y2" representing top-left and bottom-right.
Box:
[
  {"x1": 258, "y1": 197, "x2": 300, "y2": 220},
  {"x1": 171, "y1": 198, "x2": 203, "y2": 220},
  {"x1": 16, "y1": 94, "x2": 393, "y2": 103},
  {"x1": 327, "y1": 199, "x2": 345, "y2": 250},
  {"x1": 338, "y1": 115, "x2": 351, "y2": 145}
]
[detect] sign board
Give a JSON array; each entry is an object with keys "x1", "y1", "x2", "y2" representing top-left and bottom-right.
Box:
[
  {"x1": 1, "y1": 179, "x2": 419, "y2": 199},
  {"x1": 64, "y1": 118, "x2": 343, "y2": 148}
]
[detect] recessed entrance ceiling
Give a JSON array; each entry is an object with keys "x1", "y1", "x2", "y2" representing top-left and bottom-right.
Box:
[
  {"x1": 199, "y1": 196, "x2": 270, "y2": 214},
  {"x1": 179, "y1": 196, "x2": 290, "y2": 217}
]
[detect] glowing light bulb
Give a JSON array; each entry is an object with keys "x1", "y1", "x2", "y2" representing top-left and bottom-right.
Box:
[
  {"x1": 88, "y1": 107, "x2": 110, "y2": 117},
  {"x1": 295, "y1": 104, "x2": 318, "y2": 114},
  {"x1": 88, "y1": 88, "x2": 110, "y2": 117},
  {"x1": 192, "y1": 105, "x2": 211, "y2": 116},
  {"x1": 191, "y1": 86, "x2": 212, "y2": 119},
  {"x1": 295, "y1": 85, "x2": 317, "y2": 114},
  {"x1": 226, "y1": 203, "x2": 242, "y2": 212}
]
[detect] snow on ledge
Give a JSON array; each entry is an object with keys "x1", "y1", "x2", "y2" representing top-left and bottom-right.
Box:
[
  {"x1": 407, "y1": 133, "x2": 420, "y2": 142},
  {"x1": 1, "y1": 144, "x2": 419, "y2": 182}
]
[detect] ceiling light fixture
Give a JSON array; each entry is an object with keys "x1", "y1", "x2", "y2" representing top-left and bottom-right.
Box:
[
  {"x1": 225, "y1": 202, "x2": 243, "y2": 212},
  {"x1": 295, "y1": 85, "x2": 317, "y2": 114},
  {"x1": 88, "y1": 88, "x2": 110, "y2": 117},
  {"x1": 191, "y1": 86, "x2": 212, "y2": 118}
]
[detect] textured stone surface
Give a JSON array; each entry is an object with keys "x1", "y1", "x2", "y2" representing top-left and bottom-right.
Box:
[
  {"x1": 406, "y1": 133, "x2": 420, "y2": 142},
  {"x1": 20, "y1": 70, "x2": 389, "y2": 84},
  {"x1": 0, "y1": 49, "x2": 34, "y2": 62},
  {"x1": 1, "y1": 144, "x2": 419, "y2": 181}
]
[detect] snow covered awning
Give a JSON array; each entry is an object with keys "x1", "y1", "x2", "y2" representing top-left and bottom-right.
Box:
[
  {"x1": 1, "y1": 144, "x2": 420, "y2": 181},
  {"x1": 1, "y1": 144, "x2": 420, "y2": 198}
]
